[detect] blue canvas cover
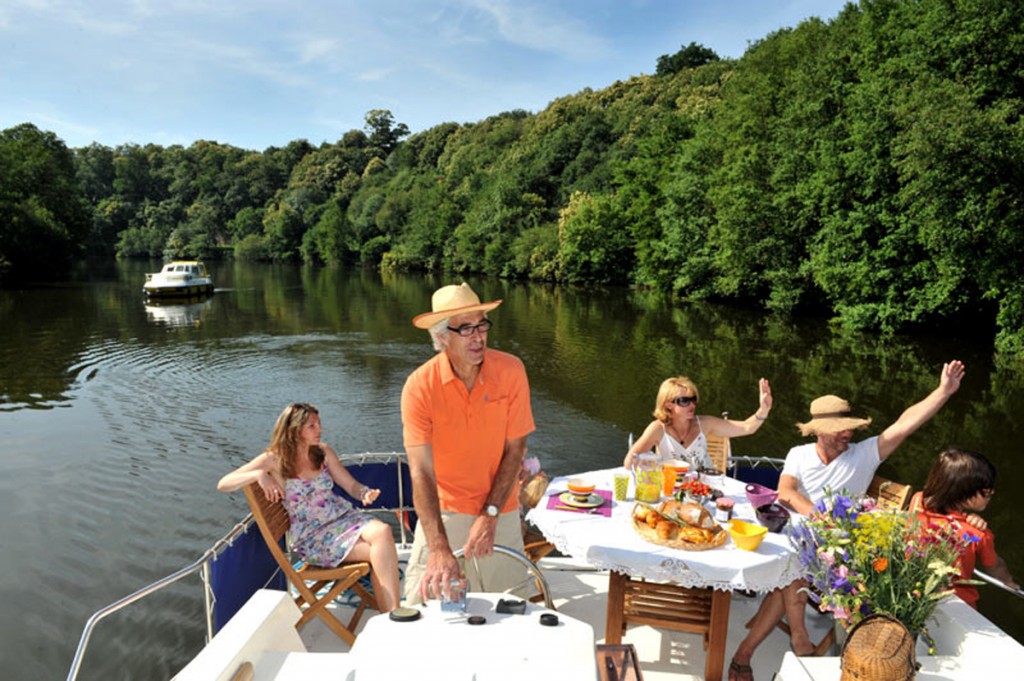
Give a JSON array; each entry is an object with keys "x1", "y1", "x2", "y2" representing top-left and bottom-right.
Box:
[{"x1": 209, "y1": 521, "x2": 286, "y2": 633}]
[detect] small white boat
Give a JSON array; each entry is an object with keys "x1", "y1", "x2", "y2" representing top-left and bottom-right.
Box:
[
  {"x1": 143, "y1": 261, "x2": 214, "y2": 298},
  {"x1": 66, "y1": 453, "x2": 1024, "y2": 681}
]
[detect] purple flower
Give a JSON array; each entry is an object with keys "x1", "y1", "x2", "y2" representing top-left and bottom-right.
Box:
[{"x1": 832, "y1": 494, "x2": 856, "y2": 521}]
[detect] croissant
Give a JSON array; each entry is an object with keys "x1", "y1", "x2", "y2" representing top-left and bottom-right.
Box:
[{"x1": 660, "y1": 501, "x2": 715, "y2": 530}]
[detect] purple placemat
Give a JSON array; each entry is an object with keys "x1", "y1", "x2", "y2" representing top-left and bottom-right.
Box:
[{"x1": 546, "y1": 489, "x2": 612, "y2": 517}]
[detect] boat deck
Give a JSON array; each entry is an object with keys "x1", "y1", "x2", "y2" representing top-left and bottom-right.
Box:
[{"x1": 294, "y1": 556, "x2": 831, "y2": 681}]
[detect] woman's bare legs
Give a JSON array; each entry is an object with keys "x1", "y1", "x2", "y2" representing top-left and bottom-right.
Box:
[{"x1": 348, "y1": 519, "x2": 401, "y2": 611}]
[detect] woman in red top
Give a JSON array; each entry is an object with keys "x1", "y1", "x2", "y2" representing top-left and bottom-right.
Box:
[{"x1": 911, "y1": 448, "x2": 1018, "y2": 607}]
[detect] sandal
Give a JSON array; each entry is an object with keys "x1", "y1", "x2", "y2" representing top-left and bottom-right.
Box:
[{"x1": 729, "y1": 659, "x2": 754, "y2": 681}]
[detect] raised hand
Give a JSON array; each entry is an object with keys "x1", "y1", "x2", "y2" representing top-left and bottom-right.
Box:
[{"x1": 939, "y1": 360, "x2": 966, "y2": 396}]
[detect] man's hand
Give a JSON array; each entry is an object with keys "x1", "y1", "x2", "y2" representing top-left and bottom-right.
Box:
[
  {"x1": 938, "y1": 360, "x2": 965, "y2": 396},
  {"x1": 463, "y1": 515, "x2": 498, "y2": 558},
  {"x1": 419, "y1": 545, "x2": 461, "y2": 602}
]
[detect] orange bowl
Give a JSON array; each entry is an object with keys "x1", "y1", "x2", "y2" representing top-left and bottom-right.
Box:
[
  {"x1": 567, "y1": 479, "x2": 595, "y2": 496},
  {"x1": 728, "y1": 518, "x2": 768, "y2": 551}
]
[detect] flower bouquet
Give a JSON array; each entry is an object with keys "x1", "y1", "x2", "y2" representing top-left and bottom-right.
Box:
[{"x1": 789, "y1": 489, "x2": 971, "y2": 651}]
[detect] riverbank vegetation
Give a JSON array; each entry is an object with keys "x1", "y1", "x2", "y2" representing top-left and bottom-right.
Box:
[{"x1": 2, "y1": 0, "x2": 1022, "y2": 358}]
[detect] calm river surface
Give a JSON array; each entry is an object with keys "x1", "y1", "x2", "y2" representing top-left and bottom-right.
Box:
[{"x1": 2, "y1": 259, "x2": 1022, "y2": 680}]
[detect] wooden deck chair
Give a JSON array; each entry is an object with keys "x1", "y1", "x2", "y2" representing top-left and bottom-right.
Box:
[
  {"x1": 867, "y1": 475, "x2": 913, "y2": 510},
  {"x1": 520, "y1": 471, "x2": 556, "y2": 564},
  {"x1": 243, "y1": 483, "x2": 378, "y2": 646},
  {"x1": 705, "y1": 433, "x2": 731, "y2": 473}
]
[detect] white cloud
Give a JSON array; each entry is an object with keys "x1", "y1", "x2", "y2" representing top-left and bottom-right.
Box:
[{"x1": 460, "y1": 0, "x2": 607, "y2": 60}]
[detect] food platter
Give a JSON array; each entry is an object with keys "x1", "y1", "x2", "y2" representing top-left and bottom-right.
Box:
[
  {"x1": 631, "y1": 502, "x2": 728, "y2": 551},
  {"x1": 558, "y1": 491, "x2": 604, "y2": 508}
]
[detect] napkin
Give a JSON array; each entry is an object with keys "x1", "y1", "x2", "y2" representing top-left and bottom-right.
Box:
[{"x1": 546, "y1": 489, "x2": 613, "y2": 517}]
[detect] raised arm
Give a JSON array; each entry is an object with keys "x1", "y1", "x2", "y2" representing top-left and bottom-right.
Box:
[
  {"x1": 702, "y1": 378, "x2": 773, "y2": 438},
  {"x1": 877, "y1": 360, "x2": 965, "y2": 460}
]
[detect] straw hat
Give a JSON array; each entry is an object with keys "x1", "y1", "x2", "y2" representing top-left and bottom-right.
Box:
[
  {"x1": 796, "y1": 395, "x2": 872, "y2": 436},
  {"x1": 840, "y1": 614, "x2": 917, "y2": 680},
  {"x1": 412, "y1": 283, "x2": 502, "y2": 329}
]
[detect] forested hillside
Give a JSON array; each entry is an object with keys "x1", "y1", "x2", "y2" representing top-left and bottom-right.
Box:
[{"x1": 2, "y1": 0, "x2": 1022, "y2": 357}]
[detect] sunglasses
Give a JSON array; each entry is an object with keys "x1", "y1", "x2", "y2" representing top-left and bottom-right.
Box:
[
  {"x1": 671, "y1": 396, "x2": 697, "y2": 407},
  {"x1": 980, "y1": 488, "x2": 995, "y2": 500}
]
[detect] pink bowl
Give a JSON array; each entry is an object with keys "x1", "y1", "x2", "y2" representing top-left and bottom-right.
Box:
[{"x1": 745, "y1": 483, "x2": 778, "y2": 508}]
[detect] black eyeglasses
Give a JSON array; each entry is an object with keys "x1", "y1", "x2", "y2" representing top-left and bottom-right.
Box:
[
  {"x1": 980, "y1": 488, "x2": 995, "y2": 499},
  {"x1": 447, "y1": 319, "x2": 493, "y2": 337},
  {"x1": 671, "y1": 396, "x2": 697, "y2": 407}
]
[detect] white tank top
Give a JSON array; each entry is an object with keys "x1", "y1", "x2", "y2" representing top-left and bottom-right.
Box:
[{"x1": 657, "y1": 416, "x2": 711, "y2": 469}]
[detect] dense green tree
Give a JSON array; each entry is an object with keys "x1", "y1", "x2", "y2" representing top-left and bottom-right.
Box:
[
  {"x1": 363, "y1": 109, "x2": 410, "y2": 159},
  {"x1": 8, "y1": 2, "x2": 1024, "y2": 358},
  {"x1": 655, "y1": 41, "x2": 720, "y2": 76},
  {"x1": 0, "y1": 123, "x2": 90, "y2": 281}
]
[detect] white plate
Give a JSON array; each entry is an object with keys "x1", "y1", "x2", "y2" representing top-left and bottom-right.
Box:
[{"x1": 558, "y1": 491, "x2": 604, "y2": 508}]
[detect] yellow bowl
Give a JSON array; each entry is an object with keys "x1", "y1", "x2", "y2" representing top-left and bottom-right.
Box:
[
  {"x1": 567, "y1": 478, "x2": 595, "y2": 496},
  {"x1": 728, "y1": 518, "x2": 768, "y2": 551}
]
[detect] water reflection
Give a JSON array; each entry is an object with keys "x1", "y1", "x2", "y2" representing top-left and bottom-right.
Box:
[{"x1": 144, "y1": 294, "x2": 215, "y2": 327}]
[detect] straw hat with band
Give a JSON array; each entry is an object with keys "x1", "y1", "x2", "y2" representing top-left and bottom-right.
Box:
[
  {"x1": 412, "y1": 283, "x2": 502, "y2": 329},
  {"x1": 797, "y1": 395, "x2": 872, "y2": 437}
]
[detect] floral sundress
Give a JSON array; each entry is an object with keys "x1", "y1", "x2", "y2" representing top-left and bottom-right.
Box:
[{"x1": 283, "y1": 467, "x2": 372, "y2": 567}]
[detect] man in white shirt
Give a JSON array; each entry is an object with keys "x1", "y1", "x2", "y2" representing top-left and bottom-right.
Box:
[{"x1": 728, "y1": 360, "x2": 965, "y2": 681}]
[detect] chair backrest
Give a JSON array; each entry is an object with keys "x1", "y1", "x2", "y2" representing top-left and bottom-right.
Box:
[
  {"x1": 867, "y1": 475, "x2": 912, "y2": 510},
  {"x1": 243, "y1": 484, "x2": 294, "y2": 574},
  {"x1": 706, "y1": 433, "x2": 731, "y2": 473}
]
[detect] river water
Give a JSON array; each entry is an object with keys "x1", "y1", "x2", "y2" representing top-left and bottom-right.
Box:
[{"x1": 1, "y1": 259, "x2": 1021, "y2": 680}]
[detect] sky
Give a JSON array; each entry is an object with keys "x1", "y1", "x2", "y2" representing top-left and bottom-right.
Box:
[{"x1": 0, "y1": 0, "x2": 851, "y2": 151}]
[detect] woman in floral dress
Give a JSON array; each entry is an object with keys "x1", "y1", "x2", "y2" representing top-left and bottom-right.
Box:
[{"x1": 218, "y1": 402, "x2": 401, "y2": 612}]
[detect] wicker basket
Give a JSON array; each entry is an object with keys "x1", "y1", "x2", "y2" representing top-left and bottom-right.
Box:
[
  {"x1": 840, "y1": 614, "x2": 918, "y2": 680},
  {"x1": 631, "y1": 503, "x2": 728, "y2": 551}
]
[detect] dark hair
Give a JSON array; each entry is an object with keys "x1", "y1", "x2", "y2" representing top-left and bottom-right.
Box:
[{"x1": 921, "y1": 448, "x2": 996, "y2": 514}]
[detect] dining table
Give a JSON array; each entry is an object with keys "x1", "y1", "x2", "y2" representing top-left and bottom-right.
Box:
[{"x1": 526, "y1": 467, "x2": 806, "y2": 681}]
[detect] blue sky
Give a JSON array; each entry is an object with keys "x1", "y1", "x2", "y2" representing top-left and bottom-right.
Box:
[{"x1": 1, "y1": 1, "x2": 850, "y2": 151}]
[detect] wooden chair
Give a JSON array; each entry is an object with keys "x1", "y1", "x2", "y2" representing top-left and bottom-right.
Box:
[
  {"x1": 706, "y1": 433, "x2": 731, "y2": 473},
  {"x1": 243, "y1": 483, "x2": 378, "y2": 646},
  {"x1": 867, "y1": 475, "x2": 913, "y2": 510}
]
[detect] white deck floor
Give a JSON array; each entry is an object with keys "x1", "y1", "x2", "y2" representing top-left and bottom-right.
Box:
[{"x1": 298, "y1": 556, "x2": 833, "y2": 680}]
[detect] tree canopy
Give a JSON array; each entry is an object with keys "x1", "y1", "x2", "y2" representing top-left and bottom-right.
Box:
[{"x1": 2, "y1": 0, "x2": 1023, "y2": 358}]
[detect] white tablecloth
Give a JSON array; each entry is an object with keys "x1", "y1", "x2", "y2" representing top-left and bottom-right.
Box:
[
  {"x1": 350, "y1": 592, "x2": 597, "y2": 680},
  {"x1": 526, "y1": 468, "x2": 805, "y2": 592}
]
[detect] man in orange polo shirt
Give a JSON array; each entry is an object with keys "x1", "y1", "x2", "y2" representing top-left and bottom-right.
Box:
[{"x1": 401, "y1": 282, "x2": 536, "y2": 604}]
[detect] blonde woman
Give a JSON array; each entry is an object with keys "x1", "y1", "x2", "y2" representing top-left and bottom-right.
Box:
[
  {"x1": 624, "y1": 376, "x2": 772, "y2": 471},
  {"x1": 217, "y1": 403, "x2": 401, "y2": 612}
]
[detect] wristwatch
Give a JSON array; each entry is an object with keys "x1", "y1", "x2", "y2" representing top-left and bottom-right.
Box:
[{"x1": 484, "y1": 504, "x2": 499, "y2": 517}]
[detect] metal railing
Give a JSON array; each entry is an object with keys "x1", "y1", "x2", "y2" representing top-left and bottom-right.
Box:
[
  {"x1": 65, "y1": 516, "x2": 253, "y2": 681},
  {"x1": 453, "y1": 545, "x2": 555, "y2": 610},
  {"x1": 974, "y1": 569, "x2": 1024, "y2": 599},
  {"x1": 66, "y1": 451, "x2": 414, "y2": 681}
]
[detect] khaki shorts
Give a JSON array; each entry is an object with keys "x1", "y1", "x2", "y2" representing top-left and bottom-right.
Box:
[{"x1": 403, "y1": 510, "x2": 527, "y2": 605}]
